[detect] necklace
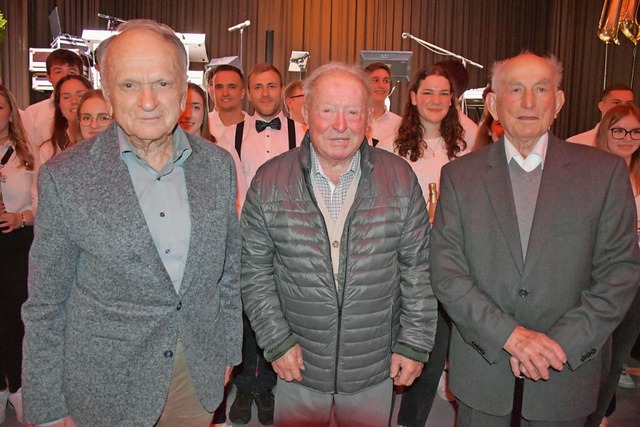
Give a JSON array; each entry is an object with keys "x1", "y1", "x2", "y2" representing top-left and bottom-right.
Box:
[{"x1": 424, "y1": 137, "x2": 443, "y2": 158}]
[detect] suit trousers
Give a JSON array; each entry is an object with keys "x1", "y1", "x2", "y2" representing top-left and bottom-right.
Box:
[
  {"x1": 274, "y1": 377, "x2": 393, "y2": 427},
  {"x1": 0, "y1": 226, "x2": 33, "y2": 392},
  {"x1": 456, "y1": 399, "x2": 586, "y2": 427},
  {"x1": 397, "y1": 304, "x2": 450, "y2": 427},
  {"x1": 154, "y1": 340, "x2": 214, "y2": 427}
]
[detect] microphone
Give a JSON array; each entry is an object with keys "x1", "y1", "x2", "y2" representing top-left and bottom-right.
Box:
[
  {"x1": 228, "y1": 20, "x2": 251, "y2": 32},
  {"x1": 97, "y1": 13, "x2": 126, "y2": 23},
  {"x1": 401, "y1": 32, "x2": 410, "y2": 39}
]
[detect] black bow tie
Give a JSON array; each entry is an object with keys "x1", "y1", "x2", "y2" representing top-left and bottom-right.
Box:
[{"x1": 255, "y1": 117, "x2": 282, "y2": 132}]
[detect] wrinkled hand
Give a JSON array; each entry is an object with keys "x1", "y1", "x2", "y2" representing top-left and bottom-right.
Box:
[
  {"x1": 0, "y1": 212, "x2": 22, "y2": 234},
  {"x1": 271, "y1": 344, "x2": 305, "y2": 382},
  {"x1": 224, "y1": 366, "x2": 233, "y2": 386},
  {"x1": 389, "y1": 353, "x2": 424, "y2": 386},
  {"x1": 504, "y1": 325, "x2": 566, "y2": 381}
]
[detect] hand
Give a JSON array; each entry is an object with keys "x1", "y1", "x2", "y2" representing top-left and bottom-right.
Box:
[
  {"x1": 224, "y1": 366, "x2": 233, "y2": 386},
  {"x1": 271, "y1": 344, "x2": 305, "y2": 382},
  {"x1": 0, "y1": 211, "x2": 22, "y2": 234},
  {"x1": 504, "y1": 325, "x2": 566, "y2": 381},
  {"x1": 389, "y1": 353, "x2": 424, "y2": 386}
]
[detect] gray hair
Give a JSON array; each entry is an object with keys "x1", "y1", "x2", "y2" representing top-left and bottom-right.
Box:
[
  {"x1": 303, "y1": 62, "x2": 372, "y2": 108},
  {"x1": 491, "y1": 51, "x2": 563, "y2": 92},
  {"x1": 99, "y1": 19, "x2": 188, "y2": 84}
]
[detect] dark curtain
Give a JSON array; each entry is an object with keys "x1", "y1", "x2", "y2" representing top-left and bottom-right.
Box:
[{"x1": 1, "y1": 0, "x2": 639, "y2": 138}]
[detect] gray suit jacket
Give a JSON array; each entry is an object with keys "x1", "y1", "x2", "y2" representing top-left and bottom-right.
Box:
[
  {"x1": 432, "y1": 135, "x2": 640, "y2": 420},
  {"x1": 22, "y1": 124, "x2": 243, "y2": 426}
]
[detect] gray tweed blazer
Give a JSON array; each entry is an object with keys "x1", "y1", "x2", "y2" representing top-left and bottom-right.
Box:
[{"x1": 22, "y1": 124, "x2": 243, "y2": 426}]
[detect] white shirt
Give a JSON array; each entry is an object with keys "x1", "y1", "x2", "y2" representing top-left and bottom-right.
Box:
[
  {"x1": 23, "y1": 95, "x2": 55, "y2": 150},
  {"x1": 567, "y1": 124, "x2": 598, "y2": 147},
  {"x1": 504, "y1": 133, "x2": 548, "y2": 171},
  {"x1": 369, "y1": 110, "x2": 402, "y2": 147},
  {"x1": 219, "y1": 111, "x2": 305, "y2": 192},
  {"x1": 208, "y1": 109, "x2": 246, "y2": 141},
  {"x1": 0, "y1": 141, "x2": 39, "y2": 213},
  {"x1": 459, "y1": 108, "x2": 479, "y2": 151},
  {"x1": 379, "y1": 136, "x2": 469, "y2": 204}
]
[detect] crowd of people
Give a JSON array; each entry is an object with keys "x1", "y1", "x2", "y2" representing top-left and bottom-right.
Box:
[{"x1": 0, "y1": 17, "x2": 639, "y2": 427}]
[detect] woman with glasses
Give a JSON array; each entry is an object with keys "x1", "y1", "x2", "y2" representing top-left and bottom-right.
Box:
[
  {"x1": 41, "y1": 75, "x2": 93, "y2": 162},
  {"x1": 77, "y1": 90, "x2": 111, "y2": 141},
  {"x1": 587, "y1": 103, "x2": 640, "y2": 427},
  {"x1": 0, "y1": 85, "x2": 38, "y2": 423}
]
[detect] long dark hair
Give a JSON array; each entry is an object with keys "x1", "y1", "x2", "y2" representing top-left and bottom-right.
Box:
[
  {"x1": 0, "y1": 85, "x2": 34, "y2": 170},
  {"x1": 50, "y1": 74, "x2": 93, "y2": 153},
  {"x1": 395, "y1": 65, "x2": 465, "y2": 161}
]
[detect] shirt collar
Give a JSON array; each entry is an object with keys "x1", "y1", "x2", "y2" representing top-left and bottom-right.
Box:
[
  {"x1": 504, "y1": 132, "x2": 549, "y2": 172},
  {"x1": 309, "y1": 144, "x2": 360, "y2": 181},
  {"x1": 118, "y1": 125, "x2": 192, "y2": 167}
]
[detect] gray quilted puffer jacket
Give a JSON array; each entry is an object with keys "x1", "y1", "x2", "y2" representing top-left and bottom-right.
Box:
[{"x1": 240, "y1": 137, "x2": 437, "y2": 394}]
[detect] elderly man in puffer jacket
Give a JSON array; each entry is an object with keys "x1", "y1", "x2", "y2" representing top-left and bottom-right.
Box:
[{"x1": 240, "y1": 62, "x2": 438, "y2": 427}]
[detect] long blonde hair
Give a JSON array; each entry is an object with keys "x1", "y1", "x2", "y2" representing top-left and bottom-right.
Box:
[
  {"x1": 0, "y1": 85, "x2": 34, "y2": 170},
  {"x1": 595, "y1": 104, "x2": 640, "y2": 195}
]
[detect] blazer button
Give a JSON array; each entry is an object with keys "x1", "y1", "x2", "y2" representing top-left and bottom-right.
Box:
[
  {"x1": 176, "y1": 301, "x2": 182, "y2": 310},
  {"x1": 518, "y1": 289, "x2": 529, "y2": 298},
  {"x1": 164, "y1": 350, "x2": 173, "y2": 358},
  {"x1": 590, "y1": 348, "x2": 596, "y2": 355},
  {"x1": 581, "y1": 355, "x2": 586, "y2": 362}
]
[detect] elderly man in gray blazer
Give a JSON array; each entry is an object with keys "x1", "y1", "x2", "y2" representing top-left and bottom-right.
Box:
[
  {"x1": 21, "y1": 20, "x2": 242, "y2": 427},
  {"x1": 432, "y1": 53, "x2": 640, "y2": 426}
]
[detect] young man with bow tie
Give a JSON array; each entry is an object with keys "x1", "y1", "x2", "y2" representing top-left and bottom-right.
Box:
[{"x1": 218, "y1": 62, "x2": 304, "y2": 426}]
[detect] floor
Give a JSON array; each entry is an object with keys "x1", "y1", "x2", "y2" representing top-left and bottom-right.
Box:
[{"x1": 3, "y1": 360, "x2": 639, "y2": 426}]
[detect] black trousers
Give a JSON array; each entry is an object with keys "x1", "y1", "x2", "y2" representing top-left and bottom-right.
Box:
[
  {"x1": 233, "y1": 313, "x2": 276, "y2": 391},
  {"x1": 397, "y1": 304, "x2": 451, "y2": 427},
  {"x1": 0, "y1": 226, "x2": 33, "y2": 392}
]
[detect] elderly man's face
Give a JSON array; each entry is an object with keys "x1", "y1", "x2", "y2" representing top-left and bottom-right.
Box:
[
  {"x1": 304, "y1": 72, "x2": 371, "y2": 167},
  {"x1": 488, "y1": 54, "x2": 564, "y2": 148},
  {"x1": 102, "y1": 29, "x2": 186, "y2": 147}
]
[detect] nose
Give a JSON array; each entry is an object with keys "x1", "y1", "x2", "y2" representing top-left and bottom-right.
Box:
[
  {"x1": 522, "y1": 88, "x2": 535, "y2": 108},
  {"x1": 90, "y1": 117, "x2": 100, "y2": 129},
  {"x1": 261, "y1": 86, "x2": 270, "y2": 97},
  {"x1": 221, "y1": 86, "x2": 230, "y2": 96},
  {"x1": 332, "y1": 111, "x2": 347, "y2": 132},
  {"x1": 139, "y1": 85, "x2": 159, "y2": 111}
]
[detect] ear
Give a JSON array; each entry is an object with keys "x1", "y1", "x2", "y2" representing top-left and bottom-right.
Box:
[
  {"x1": 597, "y1": 100, "x2": 606, "y2": 115},
  {"x1": 554, "y1": 89, "x2": 565, "y2": 117},
  {"x1": 240, "y1": 87, "x2": 246, "y2": 100},
  {"x1": 486, "y1": 92, "x2": 499, "y2": 121},
  {"x1": 410, "y1": 91, "x2": 417, "y2": 106},
  {"x1": 101, "y1": 84, "x2": 114, "y2": 116}
]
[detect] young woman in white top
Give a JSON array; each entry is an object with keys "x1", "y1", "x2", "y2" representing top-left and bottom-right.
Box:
[
  {"x1": 387, "y1": 65, "x2": 467, "y2": 427},
  {"x1": 0, "y1": 85, "x2": 38, "y2": 423}
]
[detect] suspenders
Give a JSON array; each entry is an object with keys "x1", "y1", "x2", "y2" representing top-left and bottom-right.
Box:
[
  {"x1": 234, "y1": 118, "x2": 297, "y2": 160},
  {"x1": 371, "y1": 138, "x2": 379, "y2": 147}
]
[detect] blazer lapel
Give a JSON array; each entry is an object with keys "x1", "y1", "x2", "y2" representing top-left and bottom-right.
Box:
[
  {"x1": 482, "y1": 140, "x2": 525, "y2": 273},
  {"x1": 521, "y1": 136, "x2": 571, "y2": 282},
  {"x1": 88, "y1": 125, "x2": 173, "y2": 286},
  {"x1": 179, "y1": 138, "x2": 217, "y2": 298}
]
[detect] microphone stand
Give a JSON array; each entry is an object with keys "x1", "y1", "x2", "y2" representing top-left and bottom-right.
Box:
[
  {"x1": 239, "y1": 27, "x2": 244, "y2": 68},
  {"x1": 402, "y1": 32, "x2": 483, "y2": 69}
]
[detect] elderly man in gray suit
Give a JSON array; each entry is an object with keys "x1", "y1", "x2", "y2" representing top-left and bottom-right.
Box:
[
  {"x1": 432, "y1": 52, "x2": 640, "y2": 426},
  {"x1": 21, "y1": 20, "x2": 242, "y2": 427}
]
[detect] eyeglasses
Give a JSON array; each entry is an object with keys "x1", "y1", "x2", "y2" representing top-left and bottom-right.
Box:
[
  {"x1": 288, "y1": 94, "x2": 304, "y2": 100},
  {"x1": 79, "y1": 114, "x2": 112, "y2": 127},
  {"x1": 609, "y1": 127, "x2": 640, "y2": 140}
]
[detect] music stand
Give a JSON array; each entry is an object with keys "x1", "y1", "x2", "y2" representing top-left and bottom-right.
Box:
[{"x1": 360, "y1": 50, "x2": 413, "y2": 82}]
